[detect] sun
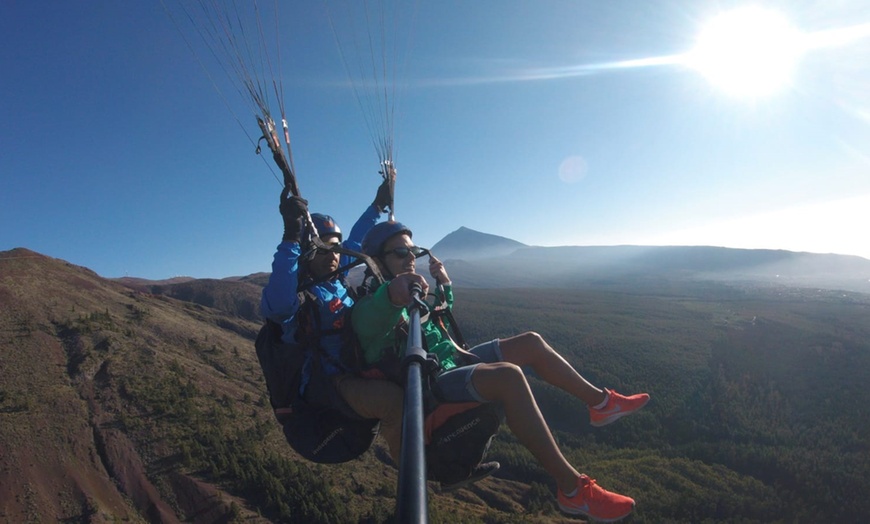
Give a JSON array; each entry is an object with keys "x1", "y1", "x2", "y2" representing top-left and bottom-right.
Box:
[{"x1": 685, "y1": 7, "x2": 805, "y2": 97}]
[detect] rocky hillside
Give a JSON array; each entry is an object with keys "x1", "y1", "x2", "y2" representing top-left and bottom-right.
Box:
[
  {"x1": 0, "y1": 248, "x2": 572, "y2": 523},
  {"x1": 0, "y1": 248, "x2": 267, "y2": 522}
]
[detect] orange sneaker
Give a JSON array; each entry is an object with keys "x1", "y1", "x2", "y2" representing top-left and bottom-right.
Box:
[
  {"x1": 557, "y1": 474, "x2": 635, "y2": 522},
  {"x1": 589, "y1": 389, "x2": 650, "y2": 427}
]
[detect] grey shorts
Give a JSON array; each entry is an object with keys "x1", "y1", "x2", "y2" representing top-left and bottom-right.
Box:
[{"x1": 432, "y1": 339, "x2": 502, "y2": 403}]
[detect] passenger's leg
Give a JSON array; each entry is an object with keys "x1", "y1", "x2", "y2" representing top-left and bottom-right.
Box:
[
  {"x1": 497, "y1": 332, "x2": 650, "y2": 426},
  {"x1": 468, "y1": 361, "x2": 579, "y2": 493},
  {"x1": 336, "y1": 377, "x2": 404, "y2": 463},
  {"x1": 498, "y1": 332, "x2": 607, "y2": 406}
]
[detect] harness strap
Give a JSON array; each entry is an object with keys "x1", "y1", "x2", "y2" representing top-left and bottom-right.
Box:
[
  {"x1": 296, "y1": 290, "x2": 350, "y2": 373},
  {"x1": 298, "y1": 236, "x2": 385, "y2": 294},
  {"x1": 431, "y1": 307, "x2": 468, "y2": 350}
]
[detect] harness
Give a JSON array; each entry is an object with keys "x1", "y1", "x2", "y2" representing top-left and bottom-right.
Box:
[
  {"x1": 353, "y1": 271, "x2": 503, "y2": 486},
  {"x1": 254, "y1": 239, "x2": 385, "y2": 463},
  {"x1": 294, "y1": 236, "x2": 383, "y2": 375}
]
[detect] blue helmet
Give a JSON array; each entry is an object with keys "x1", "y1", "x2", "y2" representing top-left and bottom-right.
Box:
[
  {"x1": 311, "y1": 213, "x2": 342, "y2": 241},
  {"x1": 362, "y1": 221, "x2": 412, "y2": 257}
]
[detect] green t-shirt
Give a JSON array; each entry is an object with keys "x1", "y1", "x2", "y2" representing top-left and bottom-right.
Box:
[{"x1": 352, "y1": 281, "x2": 459, "y2": 371}]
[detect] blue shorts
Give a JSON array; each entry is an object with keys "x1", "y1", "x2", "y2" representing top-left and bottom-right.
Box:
[{"x1": 432, "y1": 339, "x2": 502, "y2": 403}]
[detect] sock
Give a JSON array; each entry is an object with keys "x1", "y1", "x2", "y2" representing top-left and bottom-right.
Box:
[{"x1": 592, "y1": 390, "x2": 610, "y2": 410}]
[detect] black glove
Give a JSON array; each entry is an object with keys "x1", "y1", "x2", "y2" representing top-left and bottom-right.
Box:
[
  {"x1": 373, "y1": 178, "x2": 392, "y2": 213},
  {"x1": 279, "y1": 186, "x2": 308, "y2": 242}
]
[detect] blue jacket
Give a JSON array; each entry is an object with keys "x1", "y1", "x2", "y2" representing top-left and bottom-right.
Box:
[{"x1": 261, "y1": 204, "x2": 380, "y2": 392}]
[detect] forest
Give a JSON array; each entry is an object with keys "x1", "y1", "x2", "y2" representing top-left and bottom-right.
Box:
[
  {"x1": 453, "y1": 284, "x2": 870, "y2": 522},
  {"x1": 117, "y1": 282, "x2": 870, "y2": 522}
]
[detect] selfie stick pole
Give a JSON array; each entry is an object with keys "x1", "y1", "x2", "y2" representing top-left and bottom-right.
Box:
[{"x1": 396, "y1": 283, "x2": 429, "y2": 523}]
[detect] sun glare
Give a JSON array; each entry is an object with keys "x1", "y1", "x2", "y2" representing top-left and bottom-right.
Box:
[
  {"x1": 686, "y1": 7, "x2": 805, "y2": 97},
  {"x1": 644, "y1": 194, "x2": 870, "y2": 260}
]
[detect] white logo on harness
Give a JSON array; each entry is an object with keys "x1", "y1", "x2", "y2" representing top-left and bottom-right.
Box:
[
  {"x1": 313, "y1": 427, "x2": 345, "y2": 455},
  {"x1": 438, "y1": 417, "x2": 481, "y2": 445}
]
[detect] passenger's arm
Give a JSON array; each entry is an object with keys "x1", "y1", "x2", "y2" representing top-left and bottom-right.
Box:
[{"x1": 344, "y1": 204, "x2": 381, "y2": 253}]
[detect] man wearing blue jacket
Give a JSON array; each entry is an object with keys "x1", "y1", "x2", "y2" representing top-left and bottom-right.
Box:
[{"x1": 260, "y1": 180, "x2": 405, "y2": 461}]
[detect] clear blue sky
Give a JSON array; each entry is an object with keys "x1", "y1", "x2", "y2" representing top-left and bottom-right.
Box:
[{"x1": 3, "y1": 1, "x2": 869, "y2": 280}]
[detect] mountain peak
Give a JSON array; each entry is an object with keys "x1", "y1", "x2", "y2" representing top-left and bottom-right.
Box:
[{"x1": 431, "y1": 227, "x2": 527, "y2": 260}]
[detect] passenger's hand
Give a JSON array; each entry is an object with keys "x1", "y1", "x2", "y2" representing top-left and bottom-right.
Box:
[
  {"x1": 428, "y1": 254, "x2": 450, "y2": 284},
  {"x1": 387, "y1": 273, "x2": 429, "y2": 307}
]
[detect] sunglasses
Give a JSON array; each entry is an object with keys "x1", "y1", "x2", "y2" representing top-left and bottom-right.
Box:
[
  {"x1": 383, "y1": 246, "x2": 430, "y2": 259},
  {"x1": 314, "y1": 242, "x2": 341, "y2": 256}
]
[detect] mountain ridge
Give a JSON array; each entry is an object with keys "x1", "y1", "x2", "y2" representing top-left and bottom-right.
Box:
[
  {"x1": 426, "y1": 229, "x2": 870, "y2": 294},
  {"x1": 430, "y1": 226, "x2": 527, "y2": 260},
  {"x1": 25, "y1": 225, "x2": 861, "y2": 293}
]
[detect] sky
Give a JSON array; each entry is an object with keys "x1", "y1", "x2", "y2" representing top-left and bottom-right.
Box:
[{"x1": 2, "y1": 1, "x2": 869, "y2": 280}]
